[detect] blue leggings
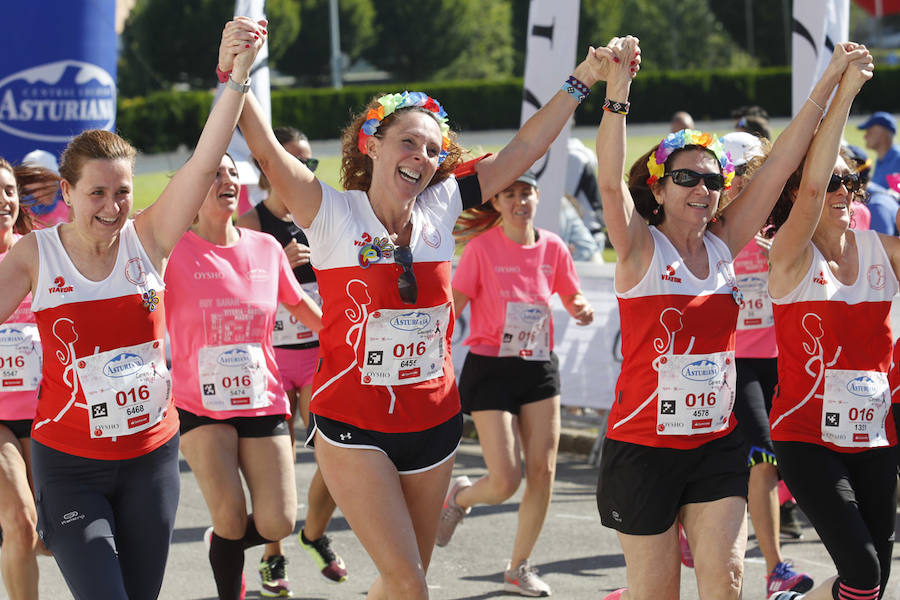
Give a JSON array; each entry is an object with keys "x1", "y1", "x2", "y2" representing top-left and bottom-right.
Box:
[{"x1": 32, "y1": 435, "x2": 180, "y2": 600}]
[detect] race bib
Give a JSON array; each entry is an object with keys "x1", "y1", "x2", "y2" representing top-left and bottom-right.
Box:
[
  {"x1": 361, "y1": 304, "x2": 450, "y2": 386},
  {"x1": 75, "y1": 339, "x2": 171, "y2": 439},
  {"x1": 657, "y1": 351, "x2": 735, "y2": 436},
  {"x1": 198, "y1": 343, "x2": 270, "y2": 411},
  {"x1": 736, "y1": 273, "x2": 773, "y2": 331},
  {"x1": 0, "y1": 323, "x2": 42, "y2": 392},
  {"x1": 272, "y1": 283, "x2": 320, "y2": 346},
  {"x1": 821, "y1": 369, "x2": 890, "y2": 448},
  {"x1": 498, "y1": 302, "x2": 551, "y2": 361}
]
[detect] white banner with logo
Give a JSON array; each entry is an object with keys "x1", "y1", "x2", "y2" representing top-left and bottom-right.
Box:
[
  {"x1": 792, "y1": 0, "x2": 849, "y2": 115},
  {"x1": 520, "y1": 0, "x2": 580, "y2": 234}
]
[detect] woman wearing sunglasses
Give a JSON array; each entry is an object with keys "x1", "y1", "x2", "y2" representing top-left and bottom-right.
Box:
[
  {"x1": 765, "y1": 53, "x2": 893, "y2": 600},
  {"x1": 435, "y1": 170, "x2": 594, "y2": 596},
  {"x1": 237, "y1": 127, "x2": 348, "y2": 589},
  {"x1": 593, "y1": 36, "x2": 870, "y2": 600},
  {"x1": 230, "y1": 33, "x2": 619, "y2": 597}
]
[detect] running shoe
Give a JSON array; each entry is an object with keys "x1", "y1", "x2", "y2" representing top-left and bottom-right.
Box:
[
  {"x1": 436, "y1": 475, "x2": 472, "y2": 547},
  {"x1": 258, "y1": 554, "x2": 291, "y2": 598},
  {"x1": 503, "y1": 559, "x2": 551, "y2": 597},
  {"x1": 602, "y1": 589, "x2": 626, "y2": 600},
  {"x1": 679, "y1": 524, "x2": 694, "y2": 568},
  {"x1": 299, "y1": 530, "x2": 347, "y2": 583},
  {"x1": 767, "y1": 592, "x2": 805, "y2": 600},
  {"x1": 767, "y1": 560, "x2": 813, "y2": 595}
]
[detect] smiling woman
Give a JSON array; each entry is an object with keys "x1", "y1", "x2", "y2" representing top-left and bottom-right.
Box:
[
  {"x1": 0, "y1": 18, "x2": 266, "y2": 600},
  {"x1": 231, "y1": 26, "x2": 622, "y2": 598}
]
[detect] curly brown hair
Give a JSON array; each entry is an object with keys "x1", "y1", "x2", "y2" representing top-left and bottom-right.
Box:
[
  {"x1": 0, "y1": 158, "x2": 32, "y2": 234},
  {"x1": 763, "y1": 161, "x2": 805, "y2": 236},
  {"x1": 340, "y1": 96, "x2": 466, "y2": 192}
]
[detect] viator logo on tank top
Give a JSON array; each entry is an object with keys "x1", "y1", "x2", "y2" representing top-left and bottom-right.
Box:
[
  {"x1": 813, "y1": 270, "x2": 828, "y2": 285},
  {"x1": 661, "y1": 265, "x2": 681, "y2": 283},
  {"x1": 48, "y1": 276, "x2": 74, "y2": 294}
]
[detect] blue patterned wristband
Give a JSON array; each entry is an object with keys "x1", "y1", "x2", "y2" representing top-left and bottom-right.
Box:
[{"x1": 561, "y1": 75, "x2": 590, "y2": 104}]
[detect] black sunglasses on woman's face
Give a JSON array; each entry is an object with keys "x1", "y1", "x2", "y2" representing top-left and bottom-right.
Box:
[
  {"x1": 827, "y1": 172, "x2": 862, "y2": 194},
  {"x1": 663, "y1": 169, "x2": 726, "y2": 192}
]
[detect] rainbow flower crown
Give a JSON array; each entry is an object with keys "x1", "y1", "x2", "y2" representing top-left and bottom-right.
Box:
[
  {"x1": 357, "y1": 91, "x2": 451, "y2": 164},
  {"x1": 646, "y1": 129, "x2": 735, "y2": 189}
]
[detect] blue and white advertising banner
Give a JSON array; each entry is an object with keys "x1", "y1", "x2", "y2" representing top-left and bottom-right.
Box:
[
  {"x1": 520, "y1": 0, "x2": 580, "y2": 234},
  {"x1": 0, "y1": 1, "x2": 118, "y2": 164}
]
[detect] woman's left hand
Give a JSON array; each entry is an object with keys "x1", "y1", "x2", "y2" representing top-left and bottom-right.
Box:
[{"x1": 569, "y1": 294, "x2": 594, "y2": 326}]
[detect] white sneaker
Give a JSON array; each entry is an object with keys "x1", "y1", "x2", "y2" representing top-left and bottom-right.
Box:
[
  {"x1": 504, "y1": 559, "x2": 551, "y2": 597},
  {"x1": 435, "y1": 475, "x2": 472, "y2": 547}
]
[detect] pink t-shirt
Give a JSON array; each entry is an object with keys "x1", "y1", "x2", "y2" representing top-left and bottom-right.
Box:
[
  {"x1": 734, "y1": 238, "x2": 777, "y2": 358},
  {"x1": 453, "y1": 227, "x2": 580, "y2": 356},
  {"x1": 851, "y1": 201, "x2": 871, "y2": 230},
  {"x1": 0, "y1": 234, "x2": 40, "y2": 420},
  {"x1": 164, "y1": 229, "x2": 303, "y2": 419}
]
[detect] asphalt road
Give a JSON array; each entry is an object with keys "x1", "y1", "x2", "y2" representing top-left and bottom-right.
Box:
[{"x1": 8, "y1": 430, "x2": 900, "y2": 600}]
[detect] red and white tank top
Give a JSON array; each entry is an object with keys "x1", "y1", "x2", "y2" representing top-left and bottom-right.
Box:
[
  {"x1": 30, "y1": 221, "x2": 178, "y2": 460},
  {"x1": 608, "y1": 227, "x2": 740, "y2": 449},
  {"x1": 304, "y1": 179, "x2": 463, "y2": 433},
  {"x1": 0, "y1": 234, "x2": 41, "y2": 420},
  {"x1": 734, "y1": 237, "x2": 777, "y2": 358},
  {"x1": 771, "y1": 229, "x2": 898, "y2": 452}
]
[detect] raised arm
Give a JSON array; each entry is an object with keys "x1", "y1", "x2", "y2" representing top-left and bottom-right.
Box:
[
  {"x1": 713, "y1": 43, "x2": 871, "y2": 256},
  {"x1": 0, "y1": 234, "x2": 36, "y2": 324},
  {"x1": 237, "y1": 93, "x2": 322, "y2": 228},
  {"x1": 135, "y1": 18, "x2": 265, "y2": 266},
  {"x1": 474, "y1": 44, "x2": 619, "y2": 200},
  {"x1": 593, "y1": 36, "x2": 652, "y2": 290},
  {"x1": 768, "y1": 57, "x2": 873, "y2": 298}
]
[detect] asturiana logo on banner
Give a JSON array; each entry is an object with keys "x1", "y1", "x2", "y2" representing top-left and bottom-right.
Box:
[{"x1": 0, "y1": 61, "x2": 115, "y2": 142}]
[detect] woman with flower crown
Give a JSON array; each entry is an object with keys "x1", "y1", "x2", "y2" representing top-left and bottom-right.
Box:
[
  {"x1": 592, "y1": 36, "x2": 870, "y2": 600},
  {"x1": 227, "y1": 34, "x2": 619, "y2": 598}
]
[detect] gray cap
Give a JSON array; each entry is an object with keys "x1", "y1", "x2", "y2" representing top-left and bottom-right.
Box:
[{"x1": 515, "y1": 170, "x2": 538, "y2": 188}]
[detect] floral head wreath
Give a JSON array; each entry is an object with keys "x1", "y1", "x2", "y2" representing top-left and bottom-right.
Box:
[
  {"x1": 646, "y1": 129, "x2": 735, "y2": 189},
  {"x1": 357, "y1": 91, "x2": 451, "y2": 165}
]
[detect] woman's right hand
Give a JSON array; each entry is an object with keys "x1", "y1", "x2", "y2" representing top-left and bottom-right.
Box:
[
  {"x1": 605, "y1": 36, "x2": 641, "y2": 97},
  {"x1": 823, "y1": 42, "x2": 870, "y2": 82},
  {"x1": 283, "y1": 240, "x2": 311, "y2": 268},
  {"x1": 838, "y1": 47, "x2": 874, "y2": 95}
]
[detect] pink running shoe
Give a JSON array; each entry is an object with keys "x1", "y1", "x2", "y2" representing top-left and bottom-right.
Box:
[
  {"x1": 767, "y1": 560, "x2": 813, "y2": 595},
  {"x1": 679, "y1": 524, "x2": 694, "y2": 568}
]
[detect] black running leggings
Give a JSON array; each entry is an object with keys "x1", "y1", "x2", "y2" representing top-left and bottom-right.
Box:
[
  {"x1": 773, "y1": 441, "x2": 896, "y2": 597},
  {"x1": 32, "y1": 435, "x2": 181, "y2": 600}
]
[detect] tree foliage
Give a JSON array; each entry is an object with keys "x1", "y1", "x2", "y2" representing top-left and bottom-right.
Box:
[
  {"x1": 119, "y1": 0, "x2": 300, "y2": 96},
  {"x1": 276, "y1": 0, "x2": 376, "y2": 85},
  {"x1": 369, "y1": 0, "x2": 513, "y2": 82}
]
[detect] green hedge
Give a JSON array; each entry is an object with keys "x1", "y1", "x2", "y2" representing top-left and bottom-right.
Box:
[{"x1": 116, "y1": 66, "x2": 900, "y2": 153}]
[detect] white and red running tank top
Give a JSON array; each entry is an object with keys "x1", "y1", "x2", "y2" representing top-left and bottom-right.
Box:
[
  {"x1": 608, "y1": 227, "x2": 740, "y2": 449},
  {"x1": 771, "y1": 229, "x2": 899, "y2": 452},
  {"x1": 0, "y1": 233, "x2": 41, "y2": 420},
  {"x1": 303, "y1": 179, "x2": 464, "y2": 433},
  {"x1": 30, "y1": 221, "x2": 178, "y2": 459}
]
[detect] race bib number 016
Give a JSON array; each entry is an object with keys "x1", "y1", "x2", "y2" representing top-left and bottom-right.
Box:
[
  {"x1": 272, "y1": 283, "x2": 321, "y2": 346},
  {"x1": 821, "y1": 369, "x2": 890, "y2": 448},
  {"x1": 76, "y1": 339, "x2": 171, "y2": 438},
  {"x1": 361, "y1": 303, "x2": 450, "y2": 386},
  {"x1": 498, "y1": 302, "x2": 551, "y2": 361},
  {"x1": 0, "y1": 323, "x2": 41, "y2": 391},
  {"x1": 198, "y1": 343, "x2": 269, "y2": 411},
  {"x1": 657, "y1": 351, "x2": 735, "y2": 436},
  {"x1": 736, "y1": 273, "x2": 773, "y2": 331}
]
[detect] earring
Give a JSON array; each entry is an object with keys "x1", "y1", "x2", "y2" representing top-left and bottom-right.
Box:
[{"x1": 652, "y1": 205, "x2": 660, "y2": 216}]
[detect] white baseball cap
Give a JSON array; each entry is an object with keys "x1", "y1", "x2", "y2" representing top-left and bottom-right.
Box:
[{"x1": 721, "y1": 132, "x2": 763, "y2": 167}]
